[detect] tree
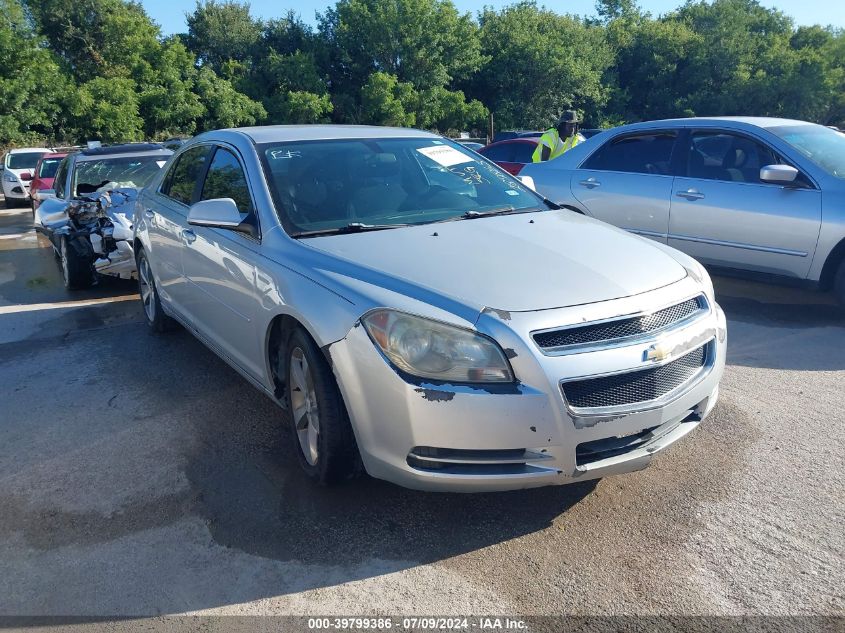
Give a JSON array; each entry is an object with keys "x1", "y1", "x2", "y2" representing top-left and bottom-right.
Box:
[
  {"x1": 195, "y1": 67, "x2": 266, "y2": 130},
  {"x1": 360, "y1": 72, "x2": 417, "y2": 126},
  {"x1": 26, "y1": 0, "x2": 160, "y2": 82},
  {"x1": 185, "y1": 0, "x2": 262, "y2": 75},
  {"x1": 471, "y1": 1, "x2": 613, "y2": 129},
  {"x1": 0, "y1": 0, "x2": 69, "y2": 144},
  {"x1": 69, "y1": 77, "x2": 144, "y2": 142}
]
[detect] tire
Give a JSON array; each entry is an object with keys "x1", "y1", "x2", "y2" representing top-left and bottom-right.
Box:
[
  {"x1": 59, "y1": 235, "x2": 93, "y2": 290},
  {"x1": 285, "y1": 327, "x2": 357, "y2": 485},
  {"x1": 136, "y1": 247, "x2": 175, "y2": 333},
  {"x1": 834, "y1": 258, "x2": 845, "y2": 306}
]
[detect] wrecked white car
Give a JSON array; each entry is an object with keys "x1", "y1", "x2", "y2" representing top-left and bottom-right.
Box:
[{"x1": 34, "y1": 143, "x2": 172, "y2": 289}]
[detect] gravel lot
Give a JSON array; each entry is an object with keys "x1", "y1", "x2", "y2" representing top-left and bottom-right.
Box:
[{"x1": 0, "y1": 198, "x2": 843, "y2": 620}]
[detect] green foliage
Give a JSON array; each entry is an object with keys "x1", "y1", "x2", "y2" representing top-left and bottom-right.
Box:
[
  {"x1": 4, "y1": 0, "x2": 845, "y2": 147},
  {"x1": 184, "y1": 0, "x2": 262, "y2": 73},
  {"x1": 69, "y1": 77, "x2": 144, "y2": 142},
  {"x1": 0, "y1": 0, "x2": 69, "y2": 144},
  {"x1": 472, "y1": 2, "x2": 613, "y2": 129},
  {"x1": 360, "y1": 72, "x2": 418, "y2": 126}
]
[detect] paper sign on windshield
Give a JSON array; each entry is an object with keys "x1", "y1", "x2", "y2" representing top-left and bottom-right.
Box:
[{"x1": 417, "y1": 145, "x2": 474, "y2": 167}]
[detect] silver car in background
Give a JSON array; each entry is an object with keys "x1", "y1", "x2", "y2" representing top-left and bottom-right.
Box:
[
  {"x1": 522, "y1": 117, "x2": 845, "y2": 304},
  {"x1": 134, "y1": 125, "x2": 726, "y2": 492}
]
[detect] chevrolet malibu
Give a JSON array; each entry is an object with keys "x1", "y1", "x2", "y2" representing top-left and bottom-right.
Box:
[{"x1": 133, "y1": 126, "x2": 727, "y2": 491}]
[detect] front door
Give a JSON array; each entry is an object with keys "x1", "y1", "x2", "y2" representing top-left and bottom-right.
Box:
[
  {"x1": 571, "y1": 131, "x2": 679, "y2": 243},
  {"x1": 145, "y1": 145, "x2": 213, "y2": 315},
  {"x1": 668, "y1": 130, "x2": 822, "y2": 279},
  {"x1": 180, "y1": 145, "x2": 264, "y2": 379}
]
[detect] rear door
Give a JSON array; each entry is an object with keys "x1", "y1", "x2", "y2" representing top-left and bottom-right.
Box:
[
  {"x1": 180, "y1": 144, "x2": 265, "y2": 379},
  {"x1": 144, "y1": 145, "x2": 213, "y2": 315},
  {"x1": 668, "y1": 130, "x2": 822, "y2": 278},
  {"x1": 571, "y1": 130, "x2": 679, "y2": 242}
]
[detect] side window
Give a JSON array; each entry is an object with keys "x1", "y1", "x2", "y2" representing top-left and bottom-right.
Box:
[
  {"x1": 511, "y1": 143, "x2": 536, "y2": 164},
  {"x1": 582, "y1": 132, "x2": 677, "y2": 175},
  {"x1": 200, "y1": 147, "x2": 253, "y2": 214},
  {"x1": 687, "y1": 132, "x2": 779, "y2": 184},
  {"x1": 162, "y1": 146, "x2": 212, "y2": 205},
  {"x1": 481, "y1": 144, "x2": 516, "y2": 162},
  {"x1": 53, "y1": 158, "x2": 69, "y2": 199}
]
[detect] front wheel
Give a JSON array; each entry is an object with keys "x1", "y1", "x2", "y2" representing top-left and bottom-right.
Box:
[
  {"x1": 137, "y1": 248, "x2": 175, "y2": 333},
  {"x1": 60, "y1": 236, "x2": 93, "y2": 290},
  {"x1": 285, "y1": 328, "x2": 357, "y2": 485}
]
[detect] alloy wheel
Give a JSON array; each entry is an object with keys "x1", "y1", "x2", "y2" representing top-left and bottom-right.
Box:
[
  {"x1": 290, "y1": 347, "x2": 320, "y2": 466},
  {"x1": 138, "y1": 255, "x2": 156, "y2": 322}
]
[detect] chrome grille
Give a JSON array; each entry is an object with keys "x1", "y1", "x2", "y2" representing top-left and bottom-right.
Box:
[
  {"x1": 534, "y1": 296, "x2": 704, "y2": 350},
  {"x1": 561, "y1": 344, "x2": 707, "y2": 410}
]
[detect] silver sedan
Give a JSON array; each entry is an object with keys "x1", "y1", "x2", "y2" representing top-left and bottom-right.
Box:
[
  {"x1": 522, "y1": 117, "x2": 845, "y2": 304},
  {"x1": 133, "y1": 126, "x2": 726, "y2": 491}
]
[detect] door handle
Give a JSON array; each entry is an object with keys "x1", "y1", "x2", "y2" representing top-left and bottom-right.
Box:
[
  {"x1": 182, "y1": 229, "x2": 197, "y2": 244},
  {"x1": 143, "y1": 209, "x2": 155, "y2": 219},
  {"x1": 578, "y1": 178, "x2": 601, "y2": 189},
  {"x1": 676, "y1": 189, "x2": 705, "y2": 200}
]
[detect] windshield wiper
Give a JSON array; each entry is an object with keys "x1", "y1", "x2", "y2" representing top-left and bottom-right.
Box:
[{"x1": 292, "y1": 222, "x2": 411, "y2": 238}]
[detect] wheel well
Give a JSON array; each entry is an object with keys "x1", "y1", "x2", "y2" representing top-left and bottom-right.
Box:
[
  {"x1": 266, "y1": 314, "x2": 309, "y2": 405},
  {"x1": 819, "y1": 237, "x2": 845, "y2": 290}
]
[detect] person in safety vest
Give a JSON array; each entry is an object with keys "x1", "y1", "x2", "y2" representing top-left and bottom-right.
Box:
[{"x1": 531, "y1": 110, "x2": 585, "y2": 162}]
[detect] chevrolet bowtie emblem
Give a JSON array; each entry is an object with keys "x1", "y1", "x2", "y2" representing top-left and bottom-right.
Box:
[{"x1": 644, "y1": 343, "x2": 671, "y2": 362}]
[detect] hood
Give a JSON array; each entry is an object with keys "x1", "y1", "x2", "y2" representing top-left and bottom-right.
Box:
[{"x1": 304, "y1": 210, "x2": 687, "y2": 313}]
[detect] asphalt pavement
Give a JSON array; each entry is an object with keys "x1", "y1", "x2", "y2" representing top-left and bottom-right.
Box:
[{"x1": 0, "y1": 197, "x2": 842, "y2": 619}]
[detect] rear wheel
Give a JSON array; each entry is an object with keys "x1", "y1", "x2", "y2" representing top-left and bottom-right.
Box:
[
  {"x1": 834, "y1": 259, "x2": 845, "y2": 306},
  {"x1": 137, "y1": 248, "x2": 175, "y2": 333},
  {"x1": 59, "y1": 236, "x2": 93, "y2": 290},
  {"x1": 285, "y1": 327, "x2": 356, "y2": 485}
]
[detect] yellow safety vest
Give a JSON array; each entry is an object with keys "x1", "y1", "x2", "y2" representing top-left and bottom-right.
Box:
[{"x1": 531, "y1": 128, "x2": 580, "y2": 162}]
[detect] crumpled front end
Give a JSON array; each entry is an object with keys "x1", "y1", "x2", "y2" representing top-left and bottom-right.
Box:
[{"x1": 46, "y1": 188, "x2": 138, "y2": 280}]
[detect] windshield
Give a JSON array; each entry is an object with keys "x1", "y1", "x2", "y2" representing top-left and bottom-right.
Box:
[
  {"x1": 37, "y1": 158, "x2": 62, "y2": 179},
  {"x1": 258, "y1": 137, "x2": 543, "y2": 235},
  {"x1": 74, "y1": 155, "x2": 168, "y2": 195},
  {"x1": 769, "y1": 124, "x2": 845, "y2": 179},
  {"x1": 6, "y1": 152, "x2": 47, "y2": 170}
]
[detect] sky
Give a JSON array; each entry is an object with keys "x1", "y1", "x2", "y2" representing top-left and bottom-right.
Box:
[{"x1": 141, "y1": 0, "x2": 845, "y2": 35}]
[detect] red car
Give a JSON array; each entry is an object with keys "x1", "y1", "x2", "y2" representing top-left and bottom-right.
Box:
[
  {"x1": 477, "y1": 138, "x2": 539, "y2": 175},
  {"x1": 29, "y1": 152, "x2": 68, "y2": 210}
]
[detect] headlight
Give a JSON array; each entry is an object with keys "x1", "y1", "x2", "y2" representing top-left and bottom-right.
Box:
[
  {"x1": 362, "y1": 309, "x2": 514, "y2": 383},
  {"x1": 3, "y1": 172, "x2": 17, "y2": 183}
]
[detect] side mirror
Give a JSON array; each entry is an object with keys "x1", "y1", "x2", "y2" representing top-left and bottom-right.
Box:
[
  {"x1": 187, "y1": 198, "x2": 245, "y2": 230},
  {"x1": 20, "y1": 172, "x2": 32, "y2": 181},
  {"x1": 517, "y1": 175, "x2": 536, "y2": 191},
  {"x1": 760, "y1": 164, "x2": 798, "y2": 184}
]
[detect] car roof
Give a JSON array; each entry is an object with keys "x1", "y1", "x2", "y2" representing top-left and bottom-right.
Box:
[
  {"x1": 487, "y1": 138, "x2": 539, "y2": 146},
  {"x1": 75, "y1": 145, "x2": 172, "y2": 162},
  {"x1": 7, "y1": 147, "x2": 52, "y2": 154},
  {"x1": 39, "y1": 153, "x2": 68, "y2": 160},
  {"x1": 214, "y1": 124, "x2": 441, "y2": 144},
  {"x1": 614, "y1": 116, "x2": 816, "y2": 133}
]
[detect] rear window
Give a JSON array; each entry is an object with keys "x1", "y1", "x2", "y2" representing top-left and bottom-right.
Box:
[
  {"x1": 74, "y1": 155, "x2": 168, "y2": 195},
  {"x1": 582, "y1": 132, "x2": 677, "y2": 175},
  {"x1": 37, "y1": 158, "x2": 63, "y2": 179}
]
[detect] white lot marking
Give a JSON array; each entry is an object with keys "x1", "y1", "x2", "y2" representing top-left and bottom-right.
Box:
[
  {"x1": 0, "y1": 294, "x2": 138, "y2": 315},
  {"x1": 0, "y1": 208, "x2": 33, "y2": 217},
  {"x1": 0, "y1": 232, "x2": 35, "y2": 240}
]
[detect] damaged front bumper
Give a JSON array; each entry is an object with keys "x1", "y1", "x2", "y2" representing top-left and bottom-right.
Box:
[
  {"x1": 328, "y1": 277, "x2": 727, "y2": 492},
  {"x1": 41, "y1": 189, "x2": 138, "y2": 281}
]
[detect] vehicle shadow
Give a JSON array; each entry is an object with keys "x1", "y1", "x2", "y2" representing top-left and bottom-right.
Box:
[{"x1": 713, "y1": 275, "x2": 845, "y2": 371}]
